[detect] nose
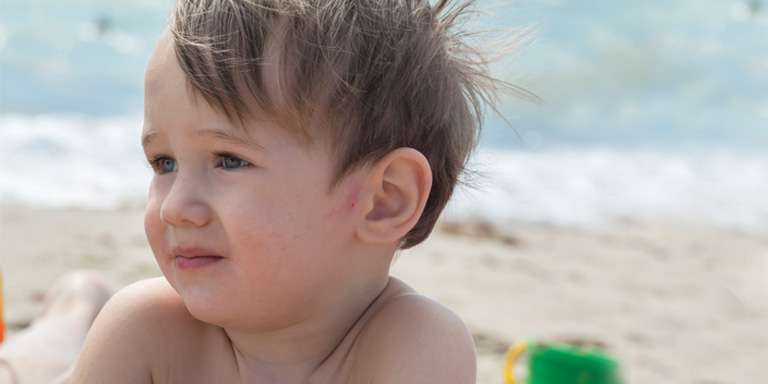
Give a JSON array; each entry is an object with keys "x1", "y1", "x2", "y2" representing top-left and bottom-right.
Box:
[{"x1": 159, "y1": 172, "x2": 212, "y2": 227}]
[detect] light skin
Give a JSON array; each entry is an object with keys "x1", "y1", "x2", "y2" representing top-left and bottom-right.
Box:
[
  {"x1": 0, "y1": 271, "x2": 110, "y2": 384},
  {"x1": 71, "y1": 32, "x2": 476, "y2": 383}
]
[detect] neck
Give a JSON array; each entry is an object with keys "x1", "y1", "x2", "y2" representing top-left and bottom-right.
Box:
[{"x1": 223, "y1": 262, "x2": 392, "y2": 383}]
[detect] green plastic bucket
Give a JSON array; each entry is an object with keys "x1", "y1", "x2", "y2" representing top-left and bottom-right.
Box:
[{"x1": 504, "y1": 339, "x2": 623, "y2": 384}]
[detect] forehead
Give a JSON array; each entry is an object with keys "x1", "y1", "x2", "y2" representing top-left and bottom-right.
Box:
[
  {"x1": 143, "y1": 36, "x2": 335, "y2": 165},
  {"x1": 144, "y1": 32, "x2": 243, "y2": 143},
  {"x1": 144, "y1": 30, "x2": 319, "y2": 144},
  {"x1": 143, "y1": 31, "x2": 198, "y2": 133},
  {"x1": 145, "y1": 31, "x2": 184, "y2": 102}
]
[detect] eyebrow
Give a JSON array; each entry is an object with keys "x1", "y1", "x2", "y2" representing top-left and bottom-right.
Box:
[
  {"x1": 141, "y1": 129, "x2": 266, "y2": 152},
  {"x1": 141, "y1": 132, "x2": 157, "y2": 148},
  {"x1": 199, "y1": 129, "x2": 266, "y2": 152}
]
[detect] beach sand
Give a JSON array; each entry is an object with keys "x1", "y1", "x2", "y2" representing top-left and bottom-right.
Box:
[{"x1": 2, "y1": 207, "x2": 767, "y2": 383}]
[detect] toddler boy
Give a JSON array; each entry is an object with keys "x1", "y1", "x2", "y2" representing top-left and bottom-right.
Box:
[{"x1": 72, "y1": 0, "x2": 517, "y2": 382}]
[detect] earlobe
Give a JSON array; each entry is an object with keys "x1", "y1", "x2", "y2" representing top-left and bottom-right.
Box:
[{"x1": 356, "y1": 148, "x2": 432, "y2": 245}]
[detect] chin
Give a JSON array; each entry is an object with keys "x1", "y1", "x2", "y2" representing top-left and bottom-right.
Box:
[
  {"x1": 180, "y1": 290, "x2": 238, "y2": 326},
  {"x1": 165, "y1": 277, "x2": 230, "y2": 324}
]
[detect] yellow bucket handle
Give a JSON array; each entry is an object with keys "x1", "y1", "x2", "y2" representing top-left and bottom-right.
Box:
[{"x1": 503, "y1": 339, "x2": 529, "y2": 384}]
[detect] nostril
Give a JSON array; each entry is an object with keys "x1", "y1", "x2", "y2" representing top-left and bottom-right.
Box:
[{"x1": 160, "y1": 198, "x2": 211, "y2": 227}]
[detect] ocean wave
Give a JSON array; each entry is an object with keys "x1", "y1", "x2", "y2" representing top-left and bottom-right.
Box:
[
  {"x1": 446, "y1": 147, "x2": 768, "y2": 232},
  {"x1": 2, "y1": 114, "x2": 766, "y2": 232},
  {"x1": 0, "y1": 113, "x2": 149, "y2": 209}
]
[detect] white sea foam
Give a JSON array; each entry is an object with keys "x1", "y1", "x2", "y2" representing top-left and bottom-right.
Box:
[
  {"x1": 446, "y1": 147, "x2": 768, "y2": 232},
  {"x1": 0, "y1": 114, "x2": 150, "y2": 209},
  {"x1": 3, "y1": 114, "x2": 766, "y2": 231}
]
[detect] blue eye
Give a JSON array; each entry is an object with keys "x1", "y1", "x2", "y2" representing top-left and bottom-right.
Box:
[
  {"x1": 160, "y1": 158, "x2": 178, "y2": 173},
  {"x1": 220, "y1": 154, "x2": 250, "y2": 169},
  {"x1": 148, "y1": 156, "x2": 177, "y2": 174}
]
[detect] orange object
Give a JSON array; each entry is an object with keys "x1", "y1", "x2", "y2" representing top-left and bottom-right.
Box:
[{"x1": 0, "y1": 268, "x2": 4, "y2": 343}]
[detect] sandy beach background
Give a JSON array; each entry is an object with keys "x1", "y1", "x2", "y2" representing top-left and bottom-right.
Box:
[
  {"x1": 2, "y1": 1, "x2": 768, "y2": 382},
  {"x1": 2, "y1": 206, "x2": 766, "y2": 383}
]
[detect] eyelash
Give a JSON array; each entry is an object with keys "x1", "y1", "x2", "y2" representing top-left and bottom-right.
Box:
[
  {"x1": 145, "y1": 153, "x2": 252, "y2": 174},
  {"x1": 214, "y1": 152, "x2": 252, "y2": 170},
  {"x1": 146, "y1": 155, "x2": 175, "y2": 174}
]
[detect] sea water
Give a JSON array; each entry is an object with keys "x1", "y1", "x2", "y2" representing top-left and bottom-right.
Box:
[{"x1": 1, "y1": 0, "x2": 767, "y2": 231}]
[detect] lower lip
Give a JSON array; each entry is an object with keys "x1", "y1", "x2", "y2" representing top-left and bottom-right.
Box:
[{"x1": 175, "y1": 256, "x2": 224, "y2": 270}]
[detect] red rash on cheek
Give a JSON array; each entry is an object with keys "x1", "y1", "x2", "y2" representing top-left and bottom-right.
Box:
[
  {"x1": 344, "y1": 185, "x2": 362, "y2": 212},
  {"x1": 322, "y1": 184, "x2": 361, "y2": 219}
]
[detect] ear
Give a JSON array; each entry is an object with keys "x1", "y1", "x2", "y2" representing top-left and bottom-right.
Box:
[{"x1": 356, "y1": 148, "x2": 433, "y2": 245}]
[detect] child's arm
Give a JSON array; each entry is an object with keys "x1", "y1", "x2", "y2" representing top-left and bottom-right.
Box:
[
  {"x1": 361, "y1": 292, "x2": 477, "y2": 383},
  {"x1": 71, "y1": 278, "x2": 172, "y2": 383}
]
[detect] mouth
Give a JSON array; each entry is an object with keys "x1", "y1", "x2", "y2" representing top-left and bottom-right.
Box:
[{"x1": 173, "y1": 247, "x2": 224, "y2": 270}]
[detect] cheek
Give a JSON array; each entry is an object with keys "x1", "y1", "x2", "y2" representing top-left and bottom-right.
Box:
[
  {"x1": 343, "y1": 185, "x2": 362, "y2": 214},
  {"x1": 228, "y1": 223, "x2": 298, "y2": 287},
  {"x1": 143, "y1": 188, "x2": 166, "y2": 256},
  {"x1": 226, "y1": 208, "x2": 275, "y2": 256},
  {"x1": 144, "y1": 207, "x2": 160, "y2": 240},
  {"x1": 320, "y1": 184, "x2": 362, "y2": 222},
  {"x1": 228, "y1": 204, "x2": 307, "y2": 257}
]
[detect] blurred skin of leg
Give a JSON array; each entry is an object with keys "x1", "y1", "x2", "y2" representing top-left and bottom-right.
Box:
[{"x1": 0, "y1": 270, "x2": 111, "y2": 384}]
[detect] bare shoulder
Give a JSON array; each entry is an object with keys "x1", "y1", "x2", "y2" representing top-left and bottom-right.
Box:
[
  {"x1": 72, "y1": 278, "x2": 208, "y2": 383},
  {"x1": 357, "y1": 278, "x2": 476, "y2": 383}
]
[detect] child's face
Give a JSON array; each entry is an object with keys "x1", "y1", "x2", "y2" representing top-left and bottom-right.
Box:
[{"x1": 142, "y1": 34, "x2": 366, "y2": 329}]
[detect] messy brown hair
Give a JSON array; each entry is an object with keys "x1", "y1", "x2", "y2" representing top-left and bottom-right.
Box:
[{"x1": 170, "y1": 0, "x2": 529, "y2": 248}]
